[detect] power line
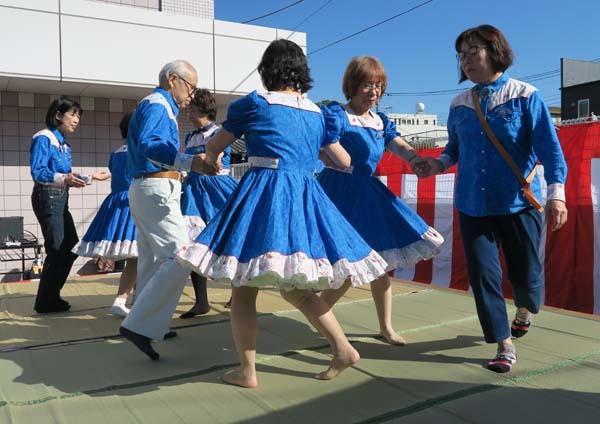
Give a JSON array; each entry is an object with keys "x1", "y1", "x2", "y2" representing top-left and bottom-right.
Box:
[
  {"x1": 385, "y1": 71, "x2": 561, "y2": 97},
  {"x1": 225, "y1": 0, "x2": 335, "y2": 94},
  {"x1": 242, "y1": 0, "x2": 304, "y2": 24},
  {"x1": 290, "y1": 0, "x2": 335, "y2": 31},
  {"x1": 385, "y1": 57, "x2": 600, "y2": 97},
  {"x1": 309, "y1": 0, "x2": 434, "y2": 55}
]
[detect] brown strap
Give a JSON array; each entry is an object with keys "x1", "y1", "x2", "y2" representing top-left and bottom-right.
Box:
[{"x1": 471, "y1": 89, "x2": 543, "y2": 212}]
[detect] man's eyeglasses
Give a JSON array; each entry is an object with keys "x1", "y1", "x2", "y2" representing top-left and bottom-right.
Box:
[
  {"x1": 359, "y1": 82, "x2": 384, "y2": 92},
  {"x1": 456, "y1": 45, "x2": 488, "y2": 62},
  {"x1": 177, "y1": 75, "x2": 196, "y2": 97}
]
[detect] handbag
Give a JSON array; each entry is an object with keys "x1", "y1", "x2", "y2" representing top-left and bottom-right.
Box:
[{"x1": 471, "y1": 89, "x2": 544, "y2": 212}]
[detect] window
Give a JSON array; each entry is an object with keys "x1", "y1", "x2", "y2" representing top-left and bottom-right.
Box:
[
  {"x1": 424, "y1": 119, "x2": 429, "y2": 125},
  {"x1": 578, "y1": 99, "x2": 590, "y2": 118}
]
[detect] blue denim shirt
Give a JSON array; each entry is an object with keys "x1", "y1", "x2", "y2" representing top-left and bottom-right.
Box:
[
  {"x1": 127, "y1": 88, "x2": 193, "y2": 179},
  {"x1": 30, "y1": 127, "x2": 72, "y2": 187},
  {"x1": 439, "y1": 73, "x2": 567, "y2": 217}
]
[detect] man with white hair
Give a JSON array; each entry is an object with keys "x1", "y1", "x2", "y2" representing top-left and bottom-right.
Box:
[{"x1": 119, "y1": 60, "x2": 213, "y2": 359}]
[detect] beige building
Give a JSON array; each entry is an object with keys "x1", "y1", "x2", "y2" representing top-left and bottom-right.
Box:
[
  {"x1": 0, "y1": 0, "x2": 305, "y2": 280},
  {"x1": 388, "y1": 104, "x2": 448, "y2": 148}
]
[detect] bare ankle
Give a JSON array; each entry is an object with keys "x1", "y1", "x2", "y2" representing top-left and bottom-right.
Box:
[
  {"x1": 316, "y1": 346, "x2": 360, "y2": 380},
  {"x1": 379, "y1": 328, "x2": 407, "y2": 346},
  {"x1": 222, "y1": 367, "x2": 258, "y2": 389}
]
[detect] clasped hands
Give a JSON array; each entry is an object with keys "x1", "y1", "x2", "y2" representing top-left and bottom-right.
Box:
[
  {"x1": 410, "y1": 156, "x2": 444, "y2": 178},
  {"x1": 191, "y1": 153, "x2": 222, "y2": 175}
]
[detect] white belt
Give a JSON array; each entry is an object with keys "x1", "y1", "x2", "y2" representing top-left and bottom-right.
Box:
[
  {"x1": 325, "y1": 165, "x2": 354, "y2": 174},
  {"x1": 217, "y1": 169, "x2": 231, "y2": 176},
  {"x1": 248, "y1": 156, "x2": 279, "y2": 169}
]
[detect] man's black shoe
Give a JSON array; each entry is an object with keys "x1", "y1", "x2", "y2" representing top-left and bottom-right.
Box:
[
  {"x1": 119, "y1": 327, "x2": 159, "y2": 360},
  {"x1": 164, "y1": 330, "x2": 178, "y2": 340},
  {"x1": 35, "y1": 303, "x2": 71, "y2": 314}
]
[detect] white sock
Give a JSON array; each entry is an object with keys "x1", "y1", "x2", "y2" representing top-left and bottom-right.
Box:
[
  {"x1": 113, "y1": 297, "x2": 127, "y2": 307},
  {"x1": 516, "y1": 309, "x2": 533, "y2": 323}
]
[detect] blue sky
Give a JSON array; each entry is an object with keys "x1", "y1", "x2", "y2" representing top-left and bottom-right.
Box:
[{"x1": 216, "y1": 0, "x2": 600, "y2": 124}]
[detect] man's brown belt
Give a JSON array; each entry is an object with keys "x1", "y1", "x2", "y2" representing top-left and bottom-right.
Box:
[{"x1": 138, "y1": 170, "x2": 181, "y2": 181}]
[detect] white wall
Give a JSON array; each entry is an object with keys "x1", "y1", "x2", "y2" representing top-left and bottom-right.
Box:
[{"x1": 0, "y1": 0, "x2": 306, "y2": 96}]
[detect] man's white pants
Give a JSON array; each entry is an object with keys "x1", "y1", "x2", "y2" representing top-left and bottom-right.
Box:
[{"x1": 122, "y1": 177, "x2": 191, "y2": 340}]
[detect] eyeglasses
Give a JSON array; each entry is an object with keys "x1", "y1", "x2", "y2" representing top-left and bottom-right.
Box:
[
  {"x1": 177, "y1": 75, "x2": 197, "y2": 98},
  {"x1": 359, "y1": 82, "x2": 384, "y2": 92},
  {"x1": 456, "y1": 45, "x2": 488, "y2": 62}
]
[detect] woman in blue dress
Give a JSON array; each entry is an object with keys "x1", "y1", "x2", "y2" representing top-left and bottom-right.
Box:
[
  {"x1": 73, "y1": 112, "x2": 138, "y2": 317},
  {"x1": 179, "y1": 88, "x2": 238, "y2": 318},
  {"x1": 317, "y1": 56, "x2": 444, "y2": 345},
  {"x1": 177, "y1": 39, "x2": 388, "y2": 388}
]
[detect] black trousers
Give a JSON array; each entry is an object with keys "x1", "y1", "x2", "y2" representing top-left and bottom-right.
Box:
[{"x1": 31, "y1": 185, "x2": 79, "y2": 309}]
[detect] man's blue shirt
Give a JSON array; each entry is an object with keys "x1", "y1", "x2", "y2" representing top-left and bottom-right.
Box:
[{"x1": 127, "y1": 87, "x2": 182, "y2": 179}]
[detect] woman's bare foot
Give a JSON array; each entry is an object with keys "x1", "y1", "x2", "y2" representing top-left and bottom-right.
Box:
[
  {"x1": 316, "y1": 346, "x2": 360, "y2": 380},
  {"x1": 221, "y1": 367, "x2": 258, "y2": 388},
  {"x1": 379, "y1": 329, "x2": 407, "y2": 346}
]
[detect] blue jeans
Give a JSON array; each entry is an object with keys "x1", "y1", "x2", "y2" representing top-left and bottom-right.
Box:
[
  {"x1": 31, "y1": 185, "x2": 78, "y2": 309},
  {"x1": 458, "y1": 208, "x2": 543, "y2": 343}
]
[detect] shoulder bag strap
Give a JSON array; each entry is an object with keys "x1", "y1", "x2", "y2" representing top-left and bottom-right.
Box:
[{"x1": 471, "y1": 89, "x2": 543, "y2": 211}]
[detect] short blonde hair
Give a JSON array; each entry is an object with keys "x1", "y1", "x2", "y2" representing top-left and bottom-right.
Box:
[{"x1": 342, "y1": 56, "x2": 387, "y2": 100}]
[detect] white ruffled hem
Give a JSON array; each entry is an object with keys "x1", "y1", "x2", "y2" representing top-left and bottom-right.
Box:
[
  {"x1": 73, "y1": 240, "x2": 138, "y2": 260},
  {"x1": 183, "y1": 215, "x2": 207, "y2": 241},
  {"x1": 380, "y1": 226, "x2": 444, "y2": 271},
  {"x1": 176, "y1": 244, "x2": 387, "y2": 291}
]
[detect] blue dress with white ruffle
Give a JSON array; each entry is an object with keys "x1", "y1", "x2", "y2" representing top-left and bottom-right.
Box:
[
  {"x1": 73, "y1": 145, "x2": 138, "y2": 260},
  {"x1": 317, "y1": 102, "x2": 444, "y2": 271},
  {"x1": 180, "y1": 125, "x2": 238, "y2": 240},
  {"x1": 177, "y1": 91, "x2": 387, "y2": 290}
]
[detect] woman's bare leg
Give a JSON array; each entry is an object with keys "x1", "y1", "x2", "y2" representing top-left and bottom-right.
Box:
[
  {"x1": 222, "y1": 286, "x2": 259, "y2": 388},
  {"x1": 319, "y1": 279, "x2": 352, "y2": 309},
  {"x1": 112, "y1": 258, "x2": 137, "y2": 317},
  {"x1": 370, "y1": 274, "x2": 406, "y2": 345},
  {"x1": 282, "y1": 289, "x2": 359, "y2": 380}
]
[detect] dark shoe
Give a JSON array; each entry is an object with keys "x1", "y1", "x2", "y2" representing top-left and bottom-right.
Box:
[
  {"x1": 179, "y1": 304, "x2": 210, "y2": 319},
  {"x1": 511, "y1": 319, "x2": 531, "y2": 338},
  {"x1": 119, "y1": 326, "x2": 159, "y2": 360},
  {"x1": 487, "y1": 349, "x2": 517, "y2": 373},
  {"x1": 57, "y1": 298, "x2": 70, "y2": 307},
  {"x1": 224, "y1": 297, "x2": 232, "y2": 309},
  {"x1": 164, "y1": 330, "x2": 178, "y2": 340},
  {"x1": 35, "y1": 303, "x2": 71, "y2": 314}
]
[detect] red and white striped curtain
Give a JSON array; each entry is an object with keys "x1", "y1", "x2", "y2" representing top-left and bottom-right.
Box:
[{"x1": 375, "y1": 121, "x2": 600, "y2": 315}]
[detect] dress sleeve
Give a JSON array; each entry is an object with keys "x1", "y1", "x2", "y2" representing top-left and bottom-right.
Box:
[
  {"x1": 320, "y1": 102, "x2": 344, "y2": 147},
  {"x1": 378, "y1": 112, "x2": 401, "y2": 147},
  {"x1": 222, "y1": 91, "x2": 260, "y2": 138}
]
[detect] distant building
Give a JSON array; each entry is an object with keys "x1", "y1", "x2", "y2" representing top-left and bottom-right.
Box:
[
  {"x1": 387, "y1": 103, "x2": 448, "y2": 147},
  {"x1": 548, "y1": 106, "x2": 562, "y2": 124},
  {"x1": 561, "y1": 58, "x2": 600, "y2": 120}
]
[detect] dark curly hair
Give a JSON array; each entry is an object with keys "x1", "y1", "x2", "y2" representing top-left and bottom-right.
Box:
[
  {"x1": 45, "y1": 96, "x2": 83, "y2": 128},
  {"x1": 258, "y1": 39, "x2": 313, "y2": 93},
  {"x1": 455, "y1": 24, "x2": 514, "y2": 83},
  {"x1": 190, "y1": 88, "x2": 217, "y2": 121},
  {"x1": 119, "y1": 111, "x2": 133, "y2": 139}
]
